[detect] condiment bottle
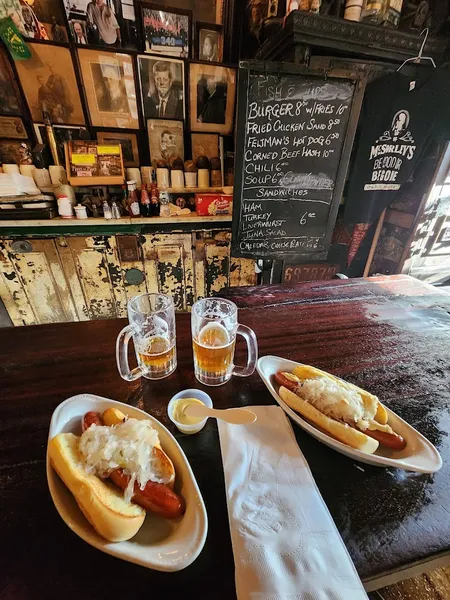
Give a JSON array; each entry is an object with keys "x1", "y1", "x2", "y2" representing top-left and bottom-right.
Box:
[
  {"x1": 150, "y1": 182, "x2": 160, "y2": 217},
  {"x1": 127, "y1": 180, "x2": 140, "y2": 217},
  {"x1": 140, "y1": 184, "x2": 150, "y2": 217},
  {"x1": 103, "y1": 200, "x2": 112, "y2": 219},
  {"x1": 111, "y1": 200, "x2": 121, "y2": 219},
  {"x1": 159, "y1": 185, "x2": 170, "y2": 218},
  {"x1": 121, "y1": 184, "x2": 128, "y2": 213}
]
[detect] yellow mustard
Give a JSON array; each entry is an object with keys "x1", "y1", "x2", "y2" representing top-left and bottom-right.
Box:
[{"x1": 172, "y1": 398, "x2": 205, "y2": 425}]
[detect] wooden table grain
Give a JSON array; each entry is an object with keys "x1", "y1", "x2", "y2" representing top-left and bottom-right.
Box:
[{"x1": 1, "y1": 275, "x2": 450, "y2": 599}]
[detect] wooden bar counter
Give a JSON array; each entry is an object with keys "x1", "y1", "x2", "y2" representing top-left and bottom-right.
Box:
[
  {"x1": 0, "y1": 214, "x2": 256, "y2": 325},
  {"x1": 1, "y1": 275, "x2": 450, "y2": 598}
]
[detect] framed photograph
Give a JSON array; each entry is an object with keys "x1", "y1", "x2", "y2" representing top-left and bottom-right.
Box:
[
  {"x1": 189, "y1": 63, "x2": 236, "y2": 135},
  {"x1": 0, "y1": 0, "x2": 67, "y2": 41},
  {"x1": 14, "y1": 43, "x2": 85, "y2": 125},
  {"x1": 34, "y1": 124, "x2": 89, "y2": 164},
  {"x1": 0, "y1": 141, "x2": 32, "y2": 164},
  {"x1": 147, "y1": 119, "x2": 184, "y2": 164},
  {"x1": 141, "y1": 3, "x2": 191, "y2": 58},
  {"x1": 137, "y1": 55, "x2": 184, "y2": 121},
  {"x1": 97, "y1": 130, "x2": 139, "y2": 166},
  {"x1": 23, "y1": 0, "x2": 68, "y2": 41},
  {"x1": 191, "y1": 133, "x2": 219, "y2": 162},
  {"x1": 0, "y1": 117, "x2": 27, "y2": 139},
  {"x1": 77, "y1": 49, "x2": 139, "y2": 129},
  {"x1": 196, "y1": 23, "x2": 223, "y2": 62},
  {"x1": 0, "y1": 49, "x2": 22, "y2": 115},
  {"x1": 64, "y1": 0, "x2": 137, "y2": 48}
]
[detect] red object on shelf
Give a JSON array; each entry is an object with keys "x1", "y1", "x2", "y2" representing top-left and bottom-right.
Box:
[{"x1": 195, "y1": 193, "x2": 232, "y2": 216}]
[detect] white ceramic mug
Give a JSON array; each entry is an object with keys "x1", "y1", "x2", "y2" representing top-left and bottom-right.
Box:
[
  {"x1": 3, "y1": 164, "x2": 19, "y2": 175},
  {"x1": 171, "y1": 170, "x2": 184, "y2": 188},
  {"x1": 49, "y1": 165, "x2": 68, "y2": 185}
]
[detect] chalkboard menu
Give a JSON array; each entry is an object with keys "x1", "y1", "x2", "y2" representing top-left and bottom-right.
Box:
[{"x1": 232, "y1": 62, "x2": 359, "y2": 260}]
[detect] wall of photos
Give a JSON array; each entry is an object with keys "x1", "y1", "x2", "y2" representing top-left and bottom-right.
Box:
[{"x1": 0, "y1": 0, "x2": 236, "y2": 172}]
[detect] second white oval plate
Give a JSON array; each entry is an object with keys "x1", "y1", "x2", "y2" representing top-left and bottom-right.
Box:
[
  {"x1": 47, "y1": 393, "x2": 208, "y2": 571},
  {"x1": 257, "y1": 356, "x2": 442, "y2": 473}
]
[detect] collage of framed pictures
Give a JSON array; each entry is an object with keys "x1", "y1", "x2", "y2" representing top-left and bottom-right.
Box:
[
  {"x1": 64, "y1": 0, "x2": 137, "y2": 48},
  {"x1": 0, "y1": 0, "x2": 234, "y2": 173}
]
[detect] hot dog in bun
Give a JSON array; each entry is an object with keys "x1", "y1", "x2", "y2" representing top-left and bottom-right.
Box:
[
  {"x1": 48, "y1": 408, "x2": 185, "y2": 542},
  {"x1": 275, "y1": 365, "x2": 406, "y2": 454}
]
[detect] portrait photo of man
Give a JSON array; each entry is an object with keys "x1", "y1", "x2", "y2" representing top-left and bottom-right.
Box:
[
  {"x1": 70, "y1": 20, "x2": 87, "y2": 43},
  {"x1": 197, "y1": 74, "x2": 227, "y2": 125},
  {"x1": 139, "y1": 57, "x2": 184, "y2": 120},
  {"x1": 86, "y1": 0, "x2": 120, "y2": 45},
  {"x1": 90, "y1": 62, "x2": 130, "y2": 114},
  {"x1": 15, "y1": 44, "x2": 85, "y2": 124}
]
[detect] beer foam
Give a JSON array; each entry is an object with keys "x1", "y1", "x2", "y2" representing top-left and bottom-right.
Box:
[{"x1": 198, "y1": 322, "x2": 231, "y2": 348}]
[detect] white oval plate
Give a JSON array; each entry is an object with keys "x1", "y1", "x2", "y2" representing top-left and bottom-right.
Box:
[
  {"x1": 47, "y1": 393, "x2": 208, "y2": 571},
  {"x1": 257, "y1": 356, "x2": 442, "y2": 473}
]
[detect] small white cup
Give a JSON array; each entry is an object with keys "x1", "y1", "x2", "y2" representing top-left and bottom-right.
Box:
[{"x1": 168, "y1": 389, "x2": 212, "y2": 435}]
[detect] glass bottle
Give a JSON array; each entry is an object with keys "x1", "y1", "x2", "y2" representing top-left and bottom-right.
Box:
[
  {"x1": 103, "y1": 200, "x2": 112, "y2": 220},
  {"x1": 159, "y1": 185, "x2": 170, "y2": 218},
  {"x1": 111, "y1": 200, "x2": 121, "y2": 219},
  {"x1": 150, "y1": 181, "x2": 160, "y2": 217},
  {"x1": 140, "y1": 184, "x2": 150, "y2": 217},
  {"x1": 127, "y1": 180, "x2": 140, "y2": 217}
]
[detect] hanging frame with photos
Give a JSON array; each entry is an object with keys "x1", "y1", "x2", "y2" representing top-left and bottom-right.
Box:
[
  {"x1": 96, "y1": 130, "x2": 139, "y2": 166},
  {"x1": 137, "y1": 54, "x2": 185, "y2": 121},
  {"x1": 140, "y1": 3, "x2": 192, "y2": 58},
  {"x1": 14, "y1": 42, "x2": 85, "y2": 125},
  {"x1": 7, "y1": 0, "x2": 68, "y2": 42},
  {"x1": 65, "y1": 0, "x2": 137, "y2": 48},
  {"x1": 189, "y1": 62, "x2": 236, "y2": 135},
  {"x1": 195, "y1": 22, "x2": 223, "y2": 62},
  {"x1": 77, "y1": 48, "x2": 139, "y2": 129}
]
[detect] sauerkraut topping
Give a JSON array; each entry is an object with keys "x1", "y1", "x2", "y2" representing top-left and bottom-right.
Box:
[
  {"x1": 79, "y1": 418, "x2": 170, "y2": 502},
  {"x1": 298, "y1": 376, "x2": 378, "y2": 429}
]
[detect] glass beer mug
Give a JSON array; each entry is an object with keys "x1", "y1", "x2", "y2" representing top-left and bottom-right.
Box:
[
  {"x1": 192, "y1": 297, "x2": 258, "y2": 386},
  {"x1": 116, "y1": 293, "x2": 176, "y2": 381}
]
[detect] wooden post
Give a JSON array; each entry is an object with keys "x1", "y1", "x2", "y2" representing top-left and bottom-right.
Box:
[{"x1": 363, "y1": 208, "x2": 386, "y2": 277}]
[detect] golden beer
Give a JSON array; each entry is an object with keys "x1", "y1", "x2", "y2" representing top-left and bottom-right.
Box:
[
  {"x1": 137, "y1": 335, "x2": 176, "y2": 377},
  {"x1": 192, "y1": 322, "x2": 236, "y2": 385}
]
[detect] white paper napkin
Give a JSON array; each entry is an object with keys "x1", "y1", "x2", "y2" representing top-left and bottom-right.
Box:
[{"x1": 218, "y1": 405, "x2": 368, "y2": 600}]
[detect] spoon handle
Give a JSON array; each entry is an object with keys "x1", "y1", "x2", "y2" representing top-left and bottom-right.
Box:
[{"x1": 184, "y1": 404, "x2": 256, "y2": 425}]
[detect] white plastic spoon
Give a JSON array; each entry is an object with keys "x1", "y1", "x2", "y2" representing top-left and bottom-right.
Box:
[{"x1": 183, "y1": 404, "x2": 257, "y2": 425}]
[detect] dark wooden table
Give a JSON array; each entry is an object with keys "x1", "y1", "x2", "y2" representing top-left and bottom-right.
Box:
[{"x1": 1, "y1": 275, "x2": 450, "y2": 599}]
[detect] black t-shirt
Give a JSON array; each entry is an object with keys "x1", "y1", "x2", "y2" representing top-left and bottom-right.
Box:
[{"x1": 345, "y1": 69, "x2": 450, "y2": 224}]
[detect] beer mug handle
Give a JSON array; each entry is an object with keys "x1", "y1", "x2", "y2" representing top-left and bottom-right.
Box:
[
  {"x1": 116, "y1": 325, "x2": 143, "y2": 381},
  {"x1": 232, "y1": 324, "x2": 258, "y2": 377}
]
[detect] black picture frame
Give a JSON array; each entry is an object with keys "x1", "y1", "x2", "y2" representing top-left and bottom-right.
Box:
[
  {"x1": 140, "y1": 3, "x2": 192, "y2": 58},
  {"x1": 137, "y1": 54, "x2": 185, "y2": 122},
  {"x1": 64, "y1": 0, "x2": 138, "y2": 49},
  {"x1": 195, "y1": 22, "x2": 224, "y2": 62}
]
